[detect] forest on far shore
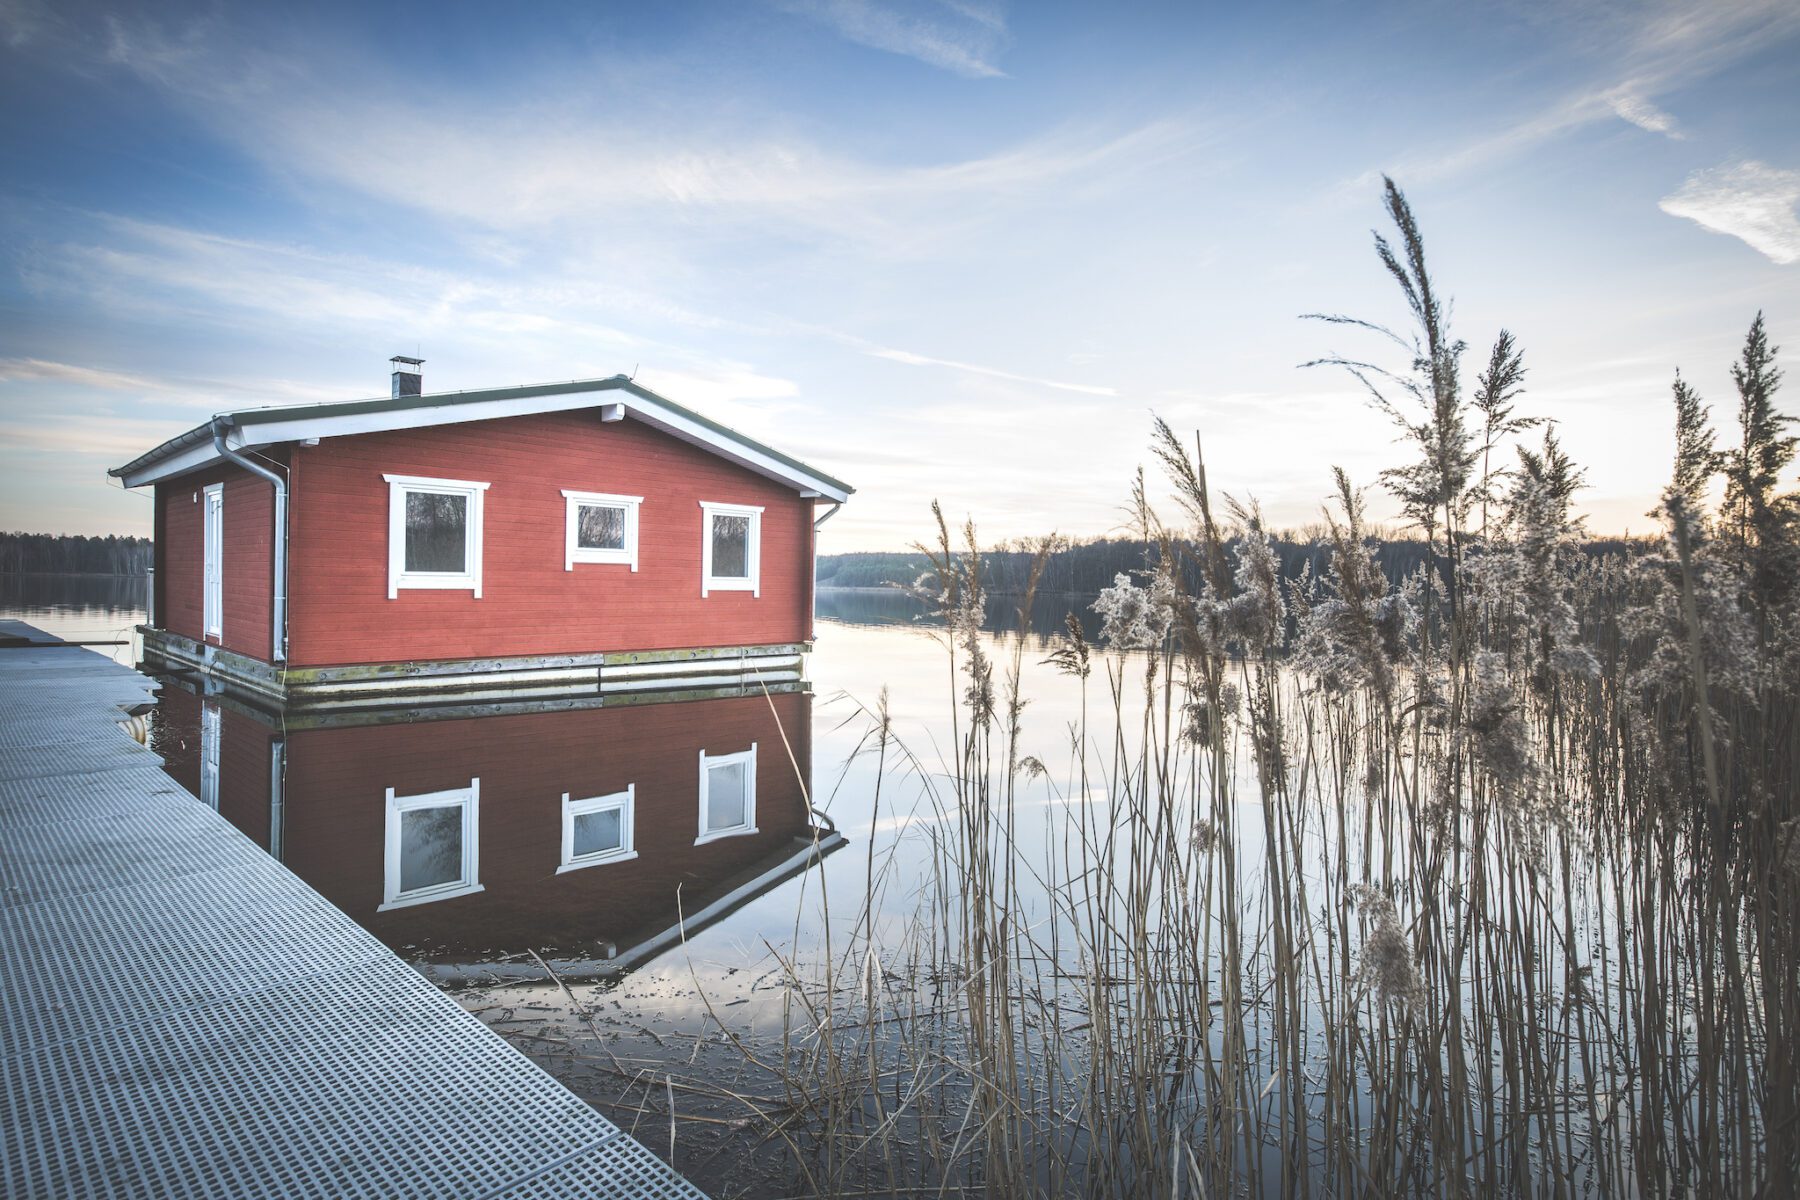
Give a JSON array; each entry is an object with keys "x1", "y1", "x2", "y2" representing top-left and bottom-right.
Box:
[
  {"x1": 5, "y1": 528, "x2": 1658, "y2": 591},
  {"x1": 818, "y1": 532, "x2": 1653, "y2": 596},
  {"x1": 0, "y1": 532, "x2": 154, "y2": 575}
]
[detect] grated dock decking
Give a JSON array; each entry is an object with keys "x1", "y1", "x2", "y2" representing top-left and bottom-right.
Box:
[{"x1": 0, "y1": 621, "x2": 706, "y2": 1200}]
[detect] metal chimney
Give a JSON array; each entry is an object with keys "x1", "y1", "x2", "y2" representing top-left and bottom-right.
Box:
[{"x1": 390, "y1": 356, "x2": 424, "y2": 398}]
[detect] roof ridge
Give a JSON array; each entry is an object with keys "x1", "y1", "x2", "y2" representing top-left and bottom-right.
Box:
[{"x1": 107, "y1": 375, "x2": 853, "y2": 501}]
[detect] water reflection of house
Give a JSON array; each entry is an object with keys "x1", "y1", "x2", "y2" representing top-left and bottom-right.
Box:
[{"x1": 155, "y1": 686, "x2": 840, "y2": 977}]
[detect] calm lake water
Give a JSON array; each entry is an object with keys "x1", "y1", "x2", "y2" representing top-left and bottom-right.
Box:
[
  {"x1": 1, "y1": 575, "x2": 1119, "y2": 1195},
  {"x1": 0, "y1": 573, "x2": 146, "y2": 665},
  {"x1": 4, "y1": 575, "x2": 1741, "y2": 1196}
]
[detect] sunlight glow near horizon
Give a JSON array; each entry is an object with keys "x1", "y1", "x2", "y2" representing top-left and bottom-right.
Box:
[{"x1": 1, "y1": 0, "x2": 1796, "y2": 550}]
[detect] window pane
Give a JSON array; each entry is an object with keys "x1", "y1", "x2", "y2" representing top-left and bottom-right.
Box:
[
  {"x1": 405, "y1": 492, "x2": 467, "y2": 573},
  {"x1": 706, "y1": 762, "x2": 747, "y2": 831},
  {"x1": 577, "y1": 504, "x2": 626, "y2": 550},
  {"x1": 573, "y1": 807, "x2": 623, "y2": 857},
  {"x1": 711, "y1": 514, "x2": 750, "y2": 578},
  {"x1": 400, "y1": 804, "x2": 463, "y2": 892}
]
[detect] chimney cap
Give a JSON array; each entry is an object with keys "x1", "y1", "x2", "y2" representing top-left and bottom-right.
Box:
[{"x1": 389, "y1": 355, "x2": 425, "y2": 367}]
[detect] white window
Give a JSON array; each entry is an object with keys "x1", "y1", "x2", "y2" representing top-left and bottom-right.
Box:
[
  {"x1": 385, "y1": 474, "x2": 489, "y2": 599},
  {"x1": 203, "y1": 483, "x2": 223, "y2": 638},
  {"x1": 381, "y1": 779, "x2": 482, "y2": 910},
  {"x1": 561, "y1": 490, "x2": 643, "y2": 572},
  {"x1": 558, "y1": 785, "x2": 637, "y2": 872},
  {"x1": 699, "y1": 502, "x2": 762, "y2": 597},
  {"x1": 697, "y1": 743, "x2": 757, "y2": 844},
  {"x1": 199, "y1": 701, "x2": 221, "y2": 811}
]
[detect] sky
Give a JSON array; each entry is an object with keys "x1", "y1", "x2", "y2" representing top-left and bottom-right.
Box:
[{"x1": 1, "y1": 0, "x2": 1797, "y2": 552}]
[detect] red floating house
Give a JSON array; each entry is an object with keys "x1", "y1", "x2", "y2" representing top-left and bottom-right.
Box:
[{"x1": 108, "y1": 359, "x2": 853, "y2": 710}]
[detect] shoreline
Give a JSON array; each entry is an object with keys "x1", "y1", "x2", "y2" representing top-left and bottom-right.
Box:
[{"x1": 817, "y1": 584, "x2": 1098, "y2": 598}]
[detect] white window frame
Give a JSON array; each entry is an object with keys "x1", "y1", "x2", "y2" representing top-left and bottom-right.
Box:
[
  {"x1": 203, "y1": 483, "x2": 223, "y2": 638},
  {"x1": 558, "y1": 784, "x2": 638, "y2": 872},
  {"x1": 385, "y1": 474, "x2": 490, "y2": 600},
  {"x1": 696, "y1": 743, "x2": 758, "y2": 845},
  {"x1": 380, "y1": 779, "x2": 483, "y2": 911},
  {"x1": 561, "y1": 490, "x2": 643, "y2": 572},
  {"x1": 699, "y1": 501, "x2": 763, "y2": 598},
  {"x1": 199, "y1": 702, "x2": 221, "y2": 811}
]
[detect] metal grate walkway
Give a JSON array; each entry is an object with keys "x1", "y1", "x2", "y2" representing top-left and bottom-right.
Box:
[{"x1": 0, "y1": 622, "x2": 706, "y2": 1199}]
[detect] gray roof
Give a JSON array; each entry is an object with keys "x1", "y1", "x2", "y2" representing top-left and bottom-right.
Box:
[{"x1": 107, "y1": 375, "x2": 853, "y2": 500}]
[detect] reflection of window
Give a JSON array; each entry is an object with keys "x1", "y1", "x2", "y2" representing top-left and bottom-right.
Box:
[
  {"x1": 384, "y1": 474, "x2": 489, "y2": 599},
  {"x1": 561, "y1": 490, "x2": 642, "y2": 571},
  {"x1": 199, "y1": 702, "x2": 221, "y2": 811},
  {"x1": 381, "y1": 780, "x2": 482, "y2": 910},
  {"x1": 697, "y1": 744, "x2": 757, "y2": 844},
  {"x1": 559, "y1": 785, "x2": 637, "y2": 872},
  {"x1": 700, "y1": 502, "x2": 762, "y2": 597}
]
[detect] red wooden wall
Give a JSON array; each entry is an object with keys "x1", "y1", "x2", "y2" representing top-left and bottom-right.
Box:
[
  {"x1": 158, "y1": 690, "x2": 817, "y2": 960},
  {"x1": 152, "y1": 458, "x2": 279, "y2": 660},
  {"x1": 285, "y1": 410, "x2": 818, "y2": 666}
]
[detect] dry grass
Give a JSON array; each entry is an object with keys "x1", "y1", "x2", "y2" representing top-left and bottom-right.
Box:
[
  {"x1": 696, "y1": 187, "x2": 1797, "y2": 1198},
  {"x1": 724, "y1": 515, "x2": 1793, "y2": 1198}
]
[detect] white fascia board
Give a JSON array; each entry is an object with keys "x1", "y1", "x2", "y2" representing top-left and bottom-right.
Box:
[
  {"x1": 118, "y1": 386, "x2": 853, "y2": 501},
  {"x1": 116, "y1": 427, "x2": 248, "y2": 488},
  {"x1": 624, "y1": 397, "x2": 852, "y2": 502},
  {"x1": 243, "y1": 390, "x2": 620, "y2": 448},
  {"x1": 118, "y1": 391, "x2": 623, "y2": 488}
]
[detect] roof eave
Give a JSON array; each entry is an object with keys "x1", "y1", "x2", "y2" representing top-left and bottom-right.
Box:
[
  {"x1": 616, "y1": 383, "x2": 853, "y2": 502},
  {"x1": 107, "y1": 376, "x2": 854, "y2": 501}
]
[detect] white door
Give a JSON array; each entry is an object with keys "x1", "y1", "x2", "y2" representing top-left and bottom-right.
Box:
[
  {"x1": 199, "y1": 702, "x2": 221, "y2": 811},
  {"x1": 203, "y1": 484, "x2": 223, "y2": 639}
]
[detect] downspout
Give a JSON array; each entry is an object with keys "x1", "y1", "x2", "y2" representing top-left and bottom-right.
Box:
[
  {"x1": 808, "y1": 499, "x2": 842, "y2": 647},
  {"x1": 211, "y1": 418, "x2": 288, "y2": 663}
]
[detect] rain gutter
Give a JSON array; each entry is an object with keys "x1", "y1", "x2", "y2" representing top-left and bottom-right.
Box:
[{"x1": 211, "y1": 418, "x2": 289, "y2": 663}]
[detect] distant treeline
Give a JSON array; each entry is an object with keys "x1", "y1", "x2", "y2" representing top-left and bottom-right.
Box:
[
  {"x1": 0, "y1": 532, "x2": 153, "y2": 575},
  {"x1": 818, "y1": 534, "x2": 1655, "y2": 596}
]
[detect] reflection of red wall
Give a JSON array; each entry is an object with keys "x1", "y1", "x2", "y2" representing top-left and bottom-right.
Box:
[
  {"x1": 153, "y1": 458, "x2": 282, "y2": 659},
  {"x1": 155, "y1": 687, "x2": 279, "y2": 847},
  {"x1": 154, "y1": 686, "x2": 204, "y2": 798},
  {"x1": 164, "y1": 690, "x2": 815, "y2": 957},
  {"x1": 286, "y1": 411, "x2": 816, "y2": 667},
  {"x1": 218, "y1": 705, "x2": 278, "y2": 848}
]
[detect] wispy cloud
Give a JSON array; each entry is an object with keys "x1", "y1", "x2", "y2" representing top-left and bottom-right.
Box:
[
  {"x1": 1606, "y1": 91, "x2": 1683, "y2": 138},
  {"x1": 0, "y1": 358, "x2": 162, "y2": 392},
  {"x1": 858, "y1": 340, "x2": 1116, "y2": 396},
  {"x1": 1659, "y1": 160, "x2": 1800, "y2": 265},
  {"x1": 0, "y1": 355, "x2": 357, "y2": 411},
  {"x1": 33, "y1": 215, "x2": 704, "y2": 351},
  {"x1": 271, "y1": 111, "x2": 1183, "y2": 246},
  {"x1": 1333, "y1": 0, "x2": 1796, "y2": 193},
  {"x1": 66, "y1": 10, "x2": 1184, "y2": 252},
  {"x1": 630, "y1": 366, "x2": 814, "y2": 433},
  {"x1": 18, "y1": 216, "x2": 827, "y2": 413},
  {"x1": 777, "y1": 0, "x2": 1008, "y2": 78},
  {"x1": 0, "y1": 0, "x2": 54, "y2": 48},
  {"x1": 0, "y1": 414, "x2": 191, "y2": 459}
]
